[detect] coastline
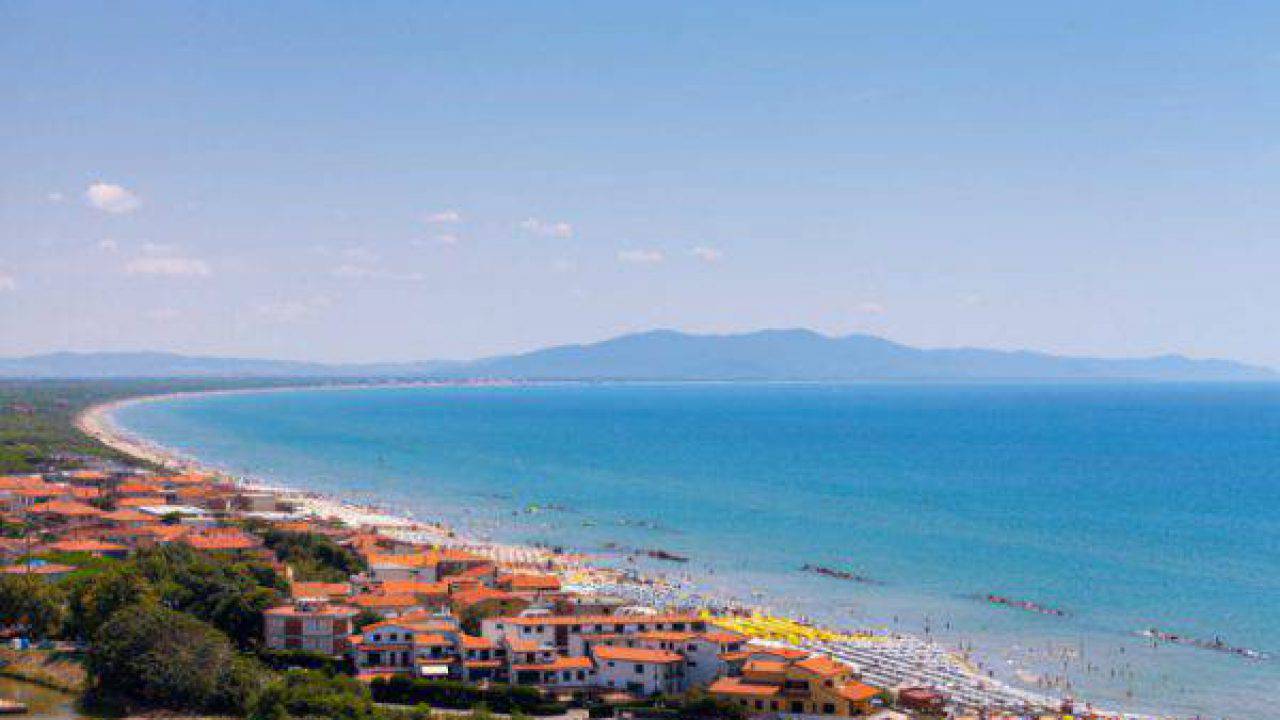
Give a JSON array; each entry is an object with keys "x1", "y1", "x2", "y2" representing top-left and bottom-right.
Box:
[{"x1": 75, "y1": 386, "x2": 1158, "y2": 719}]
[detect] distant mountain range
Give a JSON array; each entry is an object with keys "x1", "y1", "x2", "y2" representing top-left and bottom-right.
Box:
[{"x1": 0, "y1": 329, "x2": 1273, "y2": 380}]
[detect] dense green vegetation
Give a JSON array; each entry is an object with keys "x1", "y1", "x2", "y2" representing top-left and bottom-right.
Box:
[
  {"x1": 254, "y1": 524, "x2": 368, "y2": 582},
  {"x1": 370, "y1": 676, "x2": 567, "y2": 715},
  {"x1": 0, "y1": 378, "x2": 319, "y2": 474}
]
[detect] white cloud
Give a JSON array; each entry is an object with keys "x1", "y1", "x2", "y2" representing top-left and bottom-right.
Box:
[
  {"x1": 518, "y1": 218, "x2": 573, "y2": 239},
  {"x1": 434, "y1": 233, "x2": 460, "y2": 246},
  {"x1": 47, "y1": 192, "x2": 64, "y2": 203},
  {"x1": 255, "y1": 296, "x2": 332, "y2": 323},
  {"x1": 140, "y1": 241, "x2": 174, "y2": 254},
  {"x1": 85, "y1": 182, "x2": 141, "y2": 214},
  {"x1": 690, "y1": 246, "x2": 724, "y2": 263},
  {"x1": 125, "y1": 256, "x2": 211, "y2": 277},
  {"x1": 618, "y1": 249, "x2": 665, "y2": 265},
  {"x1": 331, "y1": 264, "x2": 425, "y2": 282},
  {"x1": 332, "y1": 264, "x2": 375, "y2": 279},
  {"x1": 97, "y1": 239, "x2": 120, "y2": 252},
  {"x1": 424, "y1": 209, "x2": 461, "y2": 224},
  {"x1": 855, "y1": 301, "x2": 886, "y2": 315},
  {"x1": 551, "y1": 258, "x2": 576, "y2": 273},
  {"x1": 0, "y1": 269, "x2": 15, "y2": 292}
]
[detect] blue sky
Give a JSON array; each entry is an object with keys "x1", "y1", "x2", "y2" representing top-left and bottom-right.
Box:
[{"x1": 2, "y1": 1, "x2": 1279, "y2": 365}]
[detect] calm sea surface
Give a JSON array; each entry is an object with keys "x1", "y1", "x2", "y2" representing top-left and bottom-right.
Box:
[{"x1": 113, "y1": 382, "x2": 1280, "y2": 718}]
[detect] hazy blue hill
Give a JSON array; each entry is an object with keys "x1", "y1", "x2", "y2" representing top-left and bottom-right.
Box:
[
  {"x1": 464, "y1": 329, "x2": 1275, "y2": 381},
  {"x1": 1, "y1": 331, "x2": 1272, "y2": 380}
]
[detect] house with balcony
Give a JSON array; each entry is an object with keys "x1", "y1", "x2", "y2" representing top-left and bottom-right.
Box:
[{"x1": 264, "y1": 598, "x2": 359, "y2": 655}]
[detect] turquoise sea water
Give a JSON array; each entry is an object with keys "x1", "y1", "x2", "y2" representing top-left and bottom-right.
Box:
[{"x1": 113, "y1": 382, "x2": 1280, "y2": 718}]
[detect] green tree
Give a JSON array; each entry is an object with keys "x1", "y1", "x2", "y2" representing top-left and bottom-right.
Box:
[
  {"x1": 0, "y1": 573, "x2": 64, "y2": 638},
  {"x1": 63, "y1": 565, "x2": 156, "y2": 639},
  {"x1": 85, "y1": 602, "x2": 243, "y2": 712}
]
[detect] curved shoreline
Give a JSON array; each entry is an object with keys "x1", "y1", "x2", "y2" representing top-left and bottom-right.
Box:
[{"x1": 75, "y1": 385, "x2": 1164, "y2": 719}]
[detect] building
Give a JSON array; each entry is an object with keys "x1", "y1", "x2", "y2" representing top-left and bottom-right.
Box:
[
  {"x1": 709, "y1": 652, "x2": 881, "y2": 716},
  {"x1": 591, "y1": 645, "x2": 686, "y2": 696},
  {"x1": 481, "y1": 611, "x2": 709, "y2": 657},
  {"x1": 264, "y1": 598, "x2": 359, "y2": 655}
]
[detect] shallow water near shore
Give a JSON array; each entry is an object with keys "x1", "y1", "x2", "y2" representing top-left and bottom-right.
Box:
[{"x1": 112, "y1": 382, "x2": 1280, "y2": 718}]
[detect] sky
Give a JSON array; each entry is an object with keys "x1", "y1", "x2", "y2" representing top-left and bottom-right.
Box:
[{"x1": 3, "y1": 2, "x2": 1279, "y2": 366}]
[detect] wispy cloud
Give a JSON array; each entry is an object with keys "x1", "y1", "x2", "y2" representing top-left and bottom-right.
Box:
[
  {"x1": 618, "y1": 249, "x2": 665, "y2": 265},
  {"x1": 85, "y1": 182, "x2": 141, "y2": 214},
  {"x1": 690, "y1": 246, "x2": 723, "y2": 263},
  {"x1": 125, "y1": 256, "x2": 212, "y2": 277},
  {"x1": 331, "y1": 264, "x2": 425, "y2": 282},
  {"x1": 97, "y1": 239, "x2": 120, "y2": 252},
  {"x1": 255, "y1": 296, "x2": 332, "y2": 323},
  {"x1": 0, "y1": 268, "x2": 15, "y2": 292},
  {"x1": 855, "y1": 301, "x2": 886, "y2": 315},
  {"x1": 424, "y1": 209, "x2": 461, "y2": 224},
  {"x1": 518, "y1": 218, "x2": 573, "y2": 239},
  {"x1": 46, "y1": 192, "x2": 64, "y2": 203}
]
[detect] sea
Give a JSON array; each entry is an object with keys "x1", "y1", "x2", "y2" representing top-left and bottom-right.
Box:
[{"x1": 110, "y1": 382, "x2": 1280, "y2": 719}]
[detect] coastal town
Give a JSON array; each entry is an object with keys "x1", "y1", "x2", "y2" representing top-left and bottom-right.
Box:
[{"x1": 0, "y1": 393, "x2": 1152, "y2": 720}]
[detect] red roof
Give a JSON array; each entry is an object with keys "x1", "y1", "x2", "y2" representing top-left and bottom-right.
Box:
[
  {"x1": 47, "y1": 539, "x2": 127, "y2": 553},
  {"x1": 27, "y1": 500, "x2": 102, "y2": 517},
  {"x1": 837, "y1": 681, "x2": 881, "y2": 702},
  {"x1": 708, "y1": 677, "x2": 782, "y2": 697},
  {"x1": 592, "y1": 645, "x2": 683, "y2": 664}
]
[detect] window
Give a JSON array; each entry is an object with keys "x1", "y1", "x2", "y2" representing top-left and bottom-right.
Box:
[
  {"x1": 755, "y1": 701, "x2": 764, "y2": 710},
  {"x1": 823, "y1": 703, "x2": 836, "y2": 714},
  {"x1": 372, "y1": 634, "x2": 381, "y2": 641},
  {"x1": 634, "y1": 664, "x2": 643, "y2": 674}
]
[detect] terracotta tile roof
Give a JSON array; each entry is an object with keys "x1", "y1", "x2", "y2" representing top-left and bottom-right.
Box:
[
  {"x1": 708, "y1": 677, "x2": 782, "y2": 697},
  {"x1": 795, "y1": 654, "x2": 852, "y2": 678},
  {"x1": 743, "y1": 660, "x2": 788, "y2": 675},
  {"x1": 513, "y1": 656, "x2": 594, "y2": 672},
  {"x1": 292, "y1": 581, "x2": 351, "y2": 599},
  {"x1": 592, "y1": 645, "x2": 683, "y2": 664},
  {"x1": 374, "y1": 580, "x2": 449, "y2": 596},
  {"x1": 183, "y1": 530, "x2": 260, "y2": 551},
  {"x1": 351, "y1": 593, "x2": 421, "y2": 609},
  {"x1": 116, "y1": 496, "x2": 169, "y2": 507},
  {"x1": 15, "y1": 487, "x2": 61, "y2": 497},
  {"x1": 0, "y1": 476, "x2": 46, "y2": 491},
  {"x1": 47, "y1": 539, "x2": 128, "y2": 553},
  {"x1": 265, "y1": 603, "x2": 358, "y2": 618},
  {"x1": 27, "y1": 500, "x2": 102, "y2": 517},
  {"x1": 499, "y1": 572, "x2": 561, "y2": 591},
  {"x1": 101, "y1": 509, "x2": 153, "y2": 523},
  {"x1": 460, "y1": 634, "x2": 495, "y2": 650},
  {"x1": 452, "y1": 587, "x2": 522, "y2": 607},
  {"x1": 837, "y1": 681, "x2": 881, "y2": 702},
  {"x1": 69, "y1": 487, "x2": 102, "y2": 499},
  {"x1": 116, "y1": 482, "x2": 164, "y2": 495}
]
